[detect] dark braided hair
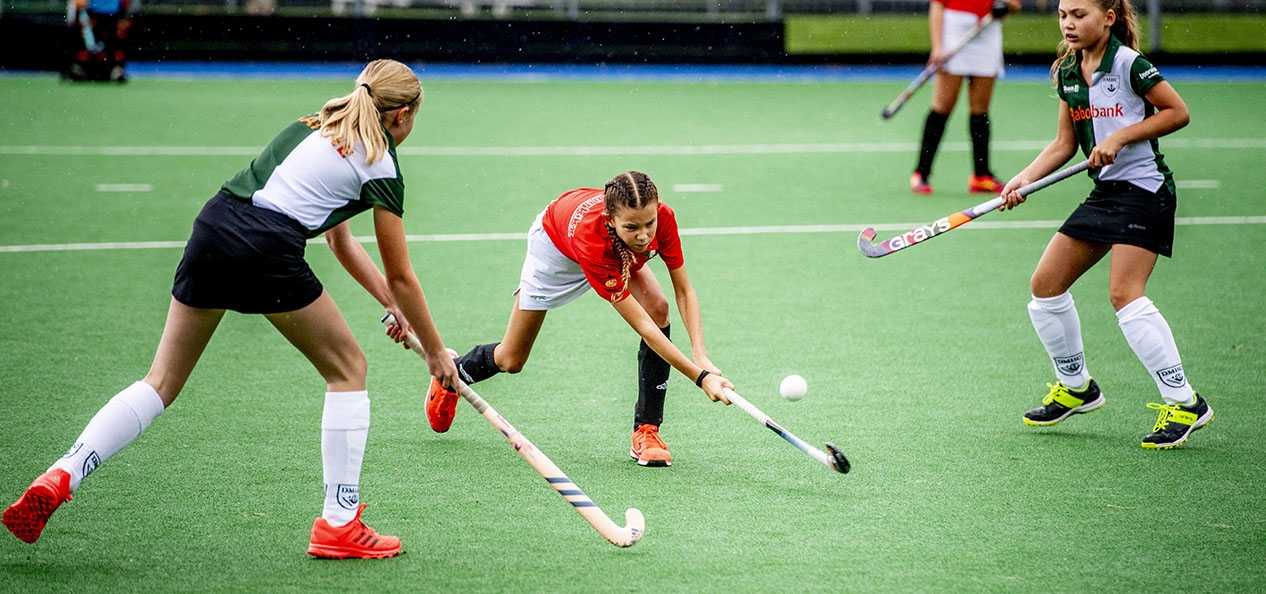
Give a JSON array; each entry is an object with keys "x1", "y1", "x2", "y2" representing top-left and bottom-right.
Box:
[{"x1": 603, "y1": 171, "x2": 659, "y2": 300}]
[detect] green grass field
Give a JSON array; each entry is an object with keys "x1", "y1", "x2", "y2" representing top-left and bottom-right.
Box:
[{"x1": 1, "y1": 71, "x2": 1264, "y2": 593}]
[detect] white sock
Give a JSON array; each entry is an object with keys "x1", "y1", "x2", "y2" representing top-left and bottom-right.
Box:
[
  {"x1": 1117, "y1": 297, "x2": 1195, "y2": 406},
  {"x1": 322, "y1": 390, "x2": 370, "y2": 527},
  {"x1": 1028, "y1": 292, "x2": 1090, "y2": 390},
  {"x1": 51, "y1": 381, "x2": 165, "y2": 492}
]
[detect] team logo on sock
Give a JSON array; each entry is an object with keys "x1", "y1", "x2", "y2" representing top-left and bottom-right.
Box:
[
  {"x1": 336, "y1": 484, "x2": 359, "y2": 510},
  {"x1": 1054, "y1": 352, "x2": 1085, "y2": 376},
  {"x1": 62, "y1": 442, "x2": 83, "y2": 458},
  {"x1": 1156, "y1": 364, "x2": 1186, "y2": 389},
  {"x1": 655, "y1": 380, "x2": 669, "y2": 391},
  {"x1": 81, "y1": 451, "x2": 101, "y2": 478}
]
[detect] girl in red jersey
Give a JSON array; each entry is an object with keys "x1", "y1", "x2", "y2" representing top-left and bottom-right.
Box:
[
  {"x1": 416, "y1": 171, "x2": 733, "y2": 467},
  {"x1": 911, "y1": 0, "x2": 1021, "y2": 195}
]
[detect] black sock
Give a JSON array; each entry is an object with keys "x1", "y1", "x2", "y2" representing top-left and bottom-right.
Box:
[
  {"x1": 634, "y1": 325, "x2": 671, "y2": 429},
  {"x1": 916, "y1": 111, "x2": 949, "y2": 177},
  {"x1": 455, "y1": 343, "x2": 500, "y2": 385},
  {"x1": 970, "y1": 113, "x2": 992, "y2": 177}
]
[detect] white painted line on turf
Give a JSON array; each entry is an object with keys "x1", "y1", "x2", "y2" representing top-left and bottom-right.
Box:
[
  {"x1": 3, "y1": 217, "x2": 1264, "y2": 254},
  {"x1": 3, "y1": 137, "x2": 1264, "y2": 158},
  {"x1": 1177, "y1": 180, "x2": 1220, "y2": 189},
  {"x1": 96, "y1": 184, "x2": 153, "y2": 192},
  {"x1": 671, "y1": 184, "x2": 723, "y2": 192}
]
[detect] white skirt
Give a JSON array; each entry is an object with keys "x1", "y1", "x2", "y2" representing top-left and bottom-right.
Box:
[
  {"x1": 516, "y1": 211, "x2": 592, "y2": 311},
  {"x1": 941, "y1": 8, "x2": 1005, "y2": 78}
]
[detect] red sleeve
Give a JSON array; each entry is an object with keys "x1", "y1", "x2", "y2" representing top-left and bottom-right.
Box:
[{"x1": 654, "y1": 202, "x2": 684, "y2": 270}]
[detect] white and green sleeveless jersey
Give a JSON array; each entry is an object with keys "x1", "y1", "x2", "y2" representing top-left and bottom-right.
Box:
[
  {"x1": 1055, "y1": 35, "x2": 1174, "y2": 194},
  {"x1": 222, "y1": 115, "x2": 405, "y2": 238}
]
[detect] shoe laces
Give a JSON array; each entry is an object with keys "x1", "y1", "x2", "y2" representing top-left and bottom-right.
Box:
[
  {"x1": 1041, "y1": 382, "x2": 1068, "y2": 406},
  {"x1": 1146, "y1": 402, "x2": 1197, "y2": 432},
  {"x1": 634, "y1": 425, "x2": 667, "y2": 451}
]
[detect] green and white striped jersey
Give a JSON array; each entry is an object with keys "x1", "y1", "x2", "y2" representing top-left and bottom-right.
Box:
[
  {"x1": 1056, "y1": 35, "x2": 1174, "y2": 194},
  {"x1": 221, "y1": 115, "x2": 405, "y2": 238}
]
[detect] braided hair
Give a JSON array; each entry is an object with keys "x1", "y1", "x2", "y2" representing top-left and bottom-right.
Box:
[{"x1": 603, "y1": 171, "x2": 659, "y2": 301}]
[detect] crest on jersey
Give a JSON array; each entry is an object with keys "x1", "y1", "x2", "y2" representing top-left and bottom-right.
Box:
[
  {"x1": 1102, "y1": 74, "x2": 1121, "y2": 96},
  {"x1": 605, "y1": 278, "x2": 618, "y2": 288}
]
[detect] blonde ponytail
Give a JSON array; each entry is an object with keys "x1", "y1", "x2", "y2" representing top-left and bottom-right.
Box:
[{"x1": 320, "y1": 59, "x2": 423, "y2": 165}]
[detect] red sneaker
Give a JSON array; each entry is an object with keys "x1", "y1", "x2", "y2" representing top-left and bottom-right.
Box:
[
  {"x1": 425, "y1": 377, "x2": 459, "y2": 433},
  {"x1": 910, "y1": 172, "x2": 933, "y2": 195},
  {"x1": 3, "y1": 468, "x2": 72, "y2": 544},
  {"x1": 630, "y1": 424, "x2": 672, "y2": 467},
  {"x1": 968, "y1": 173, "x2": 1003, "y2": 194},
  {"x1": 307, "y1": 503, "x2": 402, "y2": 559}
]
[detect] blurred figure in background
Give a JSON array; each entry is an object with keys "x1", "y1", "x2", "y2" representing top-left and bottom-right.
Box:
[
  {"x1": 910, "y1": 0, "x2": 1021, "y2": 195},
  {"x1": 65, "y1": 0, "x2": 131, "y2": 82}
]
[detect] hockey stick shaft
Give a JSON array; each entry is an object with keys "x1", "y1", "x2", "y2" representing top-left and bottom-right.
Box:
[
  {"x1": 721, "y1": 388, "x2": 849, "y2": 474},
  {"x1": 382, "y1": 314, "x2": 644, "y2": 547},
  {"x1": 857, "y1": 159, "x2": 1090, "y2": 258},
  {"x1": 881, "y1": 14, "x2": 994, "y2": 120}
]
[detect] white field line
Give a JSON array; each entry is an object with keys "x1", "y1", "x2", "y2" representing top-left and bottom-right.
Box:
[
  {"x1": 3, "y1": 216, "x2": 1264, "y2": 254},
  {"x1": 96, "y1": 183, "x2": 154, "y2": 192},
  {"x1": 2, "y1": 137, "x2": 1265, "y2": 158}
]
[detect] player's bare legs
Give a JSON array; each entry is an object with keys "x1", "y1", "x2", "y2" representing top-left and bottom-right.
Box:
[
  {"x1": 493, "y1": 292, "x2": 548, "y2": 374},
  {"x1": 144, "y1": 298, "x2": 226, "y2": 406},
  {"x1": 264, "y1": 290, "x2": 366, "y2": 392}
]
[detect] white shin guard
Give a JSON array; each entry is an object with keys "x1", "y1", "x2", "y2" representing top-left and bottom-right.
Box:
[
  {"x1": 321, "y1": 390, "x2": 370, "y2": 527},
  {"x1": 1117, "y1": 297, "x2": 1194, "y2": 405},
  {"x1": 1028, "y1": 292, "x2": 1090, "y2": 389}
]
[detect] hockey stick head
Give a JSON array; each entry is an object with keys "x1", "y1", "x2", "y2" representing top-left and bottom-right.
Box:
[
  {"x1": 612, "y1": 508, "x2": 646, "y2": 548},
  {"x1": 857, "y1": 227, "x2": 893, "y2": 258},
  {"x1": 825, "y1": 443, "x2": 850, "y2": 474}
]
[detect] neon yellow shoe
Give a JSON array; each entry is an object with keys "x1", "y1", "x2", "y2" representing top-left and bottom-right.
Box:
[
  {"x1": 1023, "y1": 379, "x2": 1105, "y2": 426},
  {"x1": 1142, "y1": 394, "x2": 1213, "y2": 450}
]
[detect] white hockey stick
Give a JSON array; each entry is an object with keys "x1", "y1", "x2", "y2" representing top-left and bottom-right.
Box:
[
  {"x1": 382, "y1": 314, "x2": 644, "y2": 547},
  {"x1": 722, "y1": 388, "x2": 850, "y2": 474}
]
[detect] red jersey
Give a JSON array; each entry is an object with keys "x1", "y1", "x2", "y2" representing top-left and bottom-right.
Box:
[
  {"x1": 541, "y1": 188, "x2": 684, "y2": 303},
  {"x1": 938, "y1": 0, "x2": 990, "y2": 17}
]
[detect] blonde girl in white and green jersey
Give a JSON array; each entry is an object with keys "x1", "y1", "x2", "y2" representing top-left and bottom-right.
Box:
[
  {"x1": 3, "y1": 59, "x2": 459, "y2": 558},
  {"x1": 999, "y1": 0, "x2": 1212, "y2": 450}
]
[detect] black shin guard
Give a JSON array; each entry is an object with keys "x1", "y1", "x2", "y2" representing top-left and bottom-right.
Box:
[
  {"x1": 916, "y1": 111, "x2": 949, "y2": 177},
  {"x1": 635, "y1": 325, "x2": 671, "y2": 429},
  {"x1": 970, "y1": 113, "x2": 992, "y2": 177},
  {"x1": 456, "y1": 343, "x2": 501, "y2": 385}
]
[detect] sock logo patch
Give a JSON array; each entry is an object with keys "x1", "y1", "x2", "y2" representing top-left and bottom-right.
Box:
[
  {"x1": 62, "y1": 442, "x2": 84, "y2": 459},
  {"x1": 81, "y1": 451, "x2": 101, "y2": 478},
  {"x1": 1156, "y1": 364, "x2": 1186, "y2": 389},
  {"x1": 336, "y1": 484, "x2": 359, "y2": 510},
  {"x1": 1054, "y1": 352, "x2": 1085, "y2": 376},
  {"x1": 656, "y1": 380, "x2": 669, "y2": 391}
]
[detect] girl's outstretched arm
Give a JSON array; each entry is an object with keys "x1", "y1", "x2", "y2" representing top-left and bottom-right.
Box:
[
  {"x1": 1001, "y1": 100, "x2": 1081, "y2": 209},
  {"x1": 666, "y1": 265, "x2": 718, "y2": 375},
  {"x1": 612, "y1": 296, "x2": 732, "y2": 404}
]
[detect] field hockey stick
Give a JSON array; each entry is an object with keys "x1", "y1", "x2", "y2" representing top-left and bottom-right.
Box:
[
  {"x1": 381, "y1": 314, "x2": 645, "y2": 548},
  {"x1": 78, "y1": 10, "x2": 105, "y2": 52},
  {"x1": 881, "y1": 12, "x2": 995, "y2": 120},
  {"x1": 857, "y1": 159, "x2": 1090, "y2": 258},
  {"x1": 721, "y1": 388, "x2": 850, "y2": 474}
]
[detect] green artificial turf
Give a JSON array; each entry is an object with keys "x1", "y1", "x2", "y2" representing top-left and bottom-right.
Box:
[{"x1": 0, "y1": 73, "x2": 1263, "y2": 593}]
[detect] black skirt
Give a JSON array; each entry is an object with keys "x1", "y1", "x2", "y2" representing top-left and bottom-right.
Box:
[
  {"x1": 1059, "y1": 179, "x2": 1176, "y2": 258},
  {"x1": 172, "y1": 191, "x2": 323, "y2": 314}
]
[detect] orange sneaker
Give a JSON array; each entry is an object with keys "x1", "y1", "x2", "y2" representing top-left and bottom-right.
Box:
[
  {"x1": 3, "y1": 468, "x2": 72, "y2": 544},
  {"x1": 425, "y1": 377, "x2": 459, "y2": 433},
  {"x1": 307, "y1": 503, "x2": 401, "y2": 559},
  {"x1": 968, "y1": 173, "x2": 1003, "y2": 194},
  {"x1": 910, "y1": 172, "x2": 933, "y2": 195},
  {"x1": 630, "y1": 424, "x2": 672, "y2": 467}
]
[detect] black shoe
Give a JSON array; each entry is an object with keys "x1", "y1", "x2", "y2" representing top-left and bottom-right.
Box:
[
  {"x1": 1141, "y1": 393, "x2": 1213, "y2": 450},
  {"x1": 1023, "y1": 379, "x2": 1105, "y2": 426}
]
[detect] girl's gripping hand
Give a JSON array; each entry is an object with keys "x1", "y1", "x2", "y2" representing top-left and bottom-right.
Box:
[{"x1": 701, "y1": 374, "x2": 734, "y2": 405}]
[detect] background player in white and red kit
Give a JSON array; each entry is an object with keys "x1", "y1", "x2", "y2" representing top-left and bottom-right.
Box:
[
  {"x1": 911, "y1": 0, "x2": 1020, "y2": 194},
  {"x1": 417, "y1": 171, "x2": 733, "y2": 467}
]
